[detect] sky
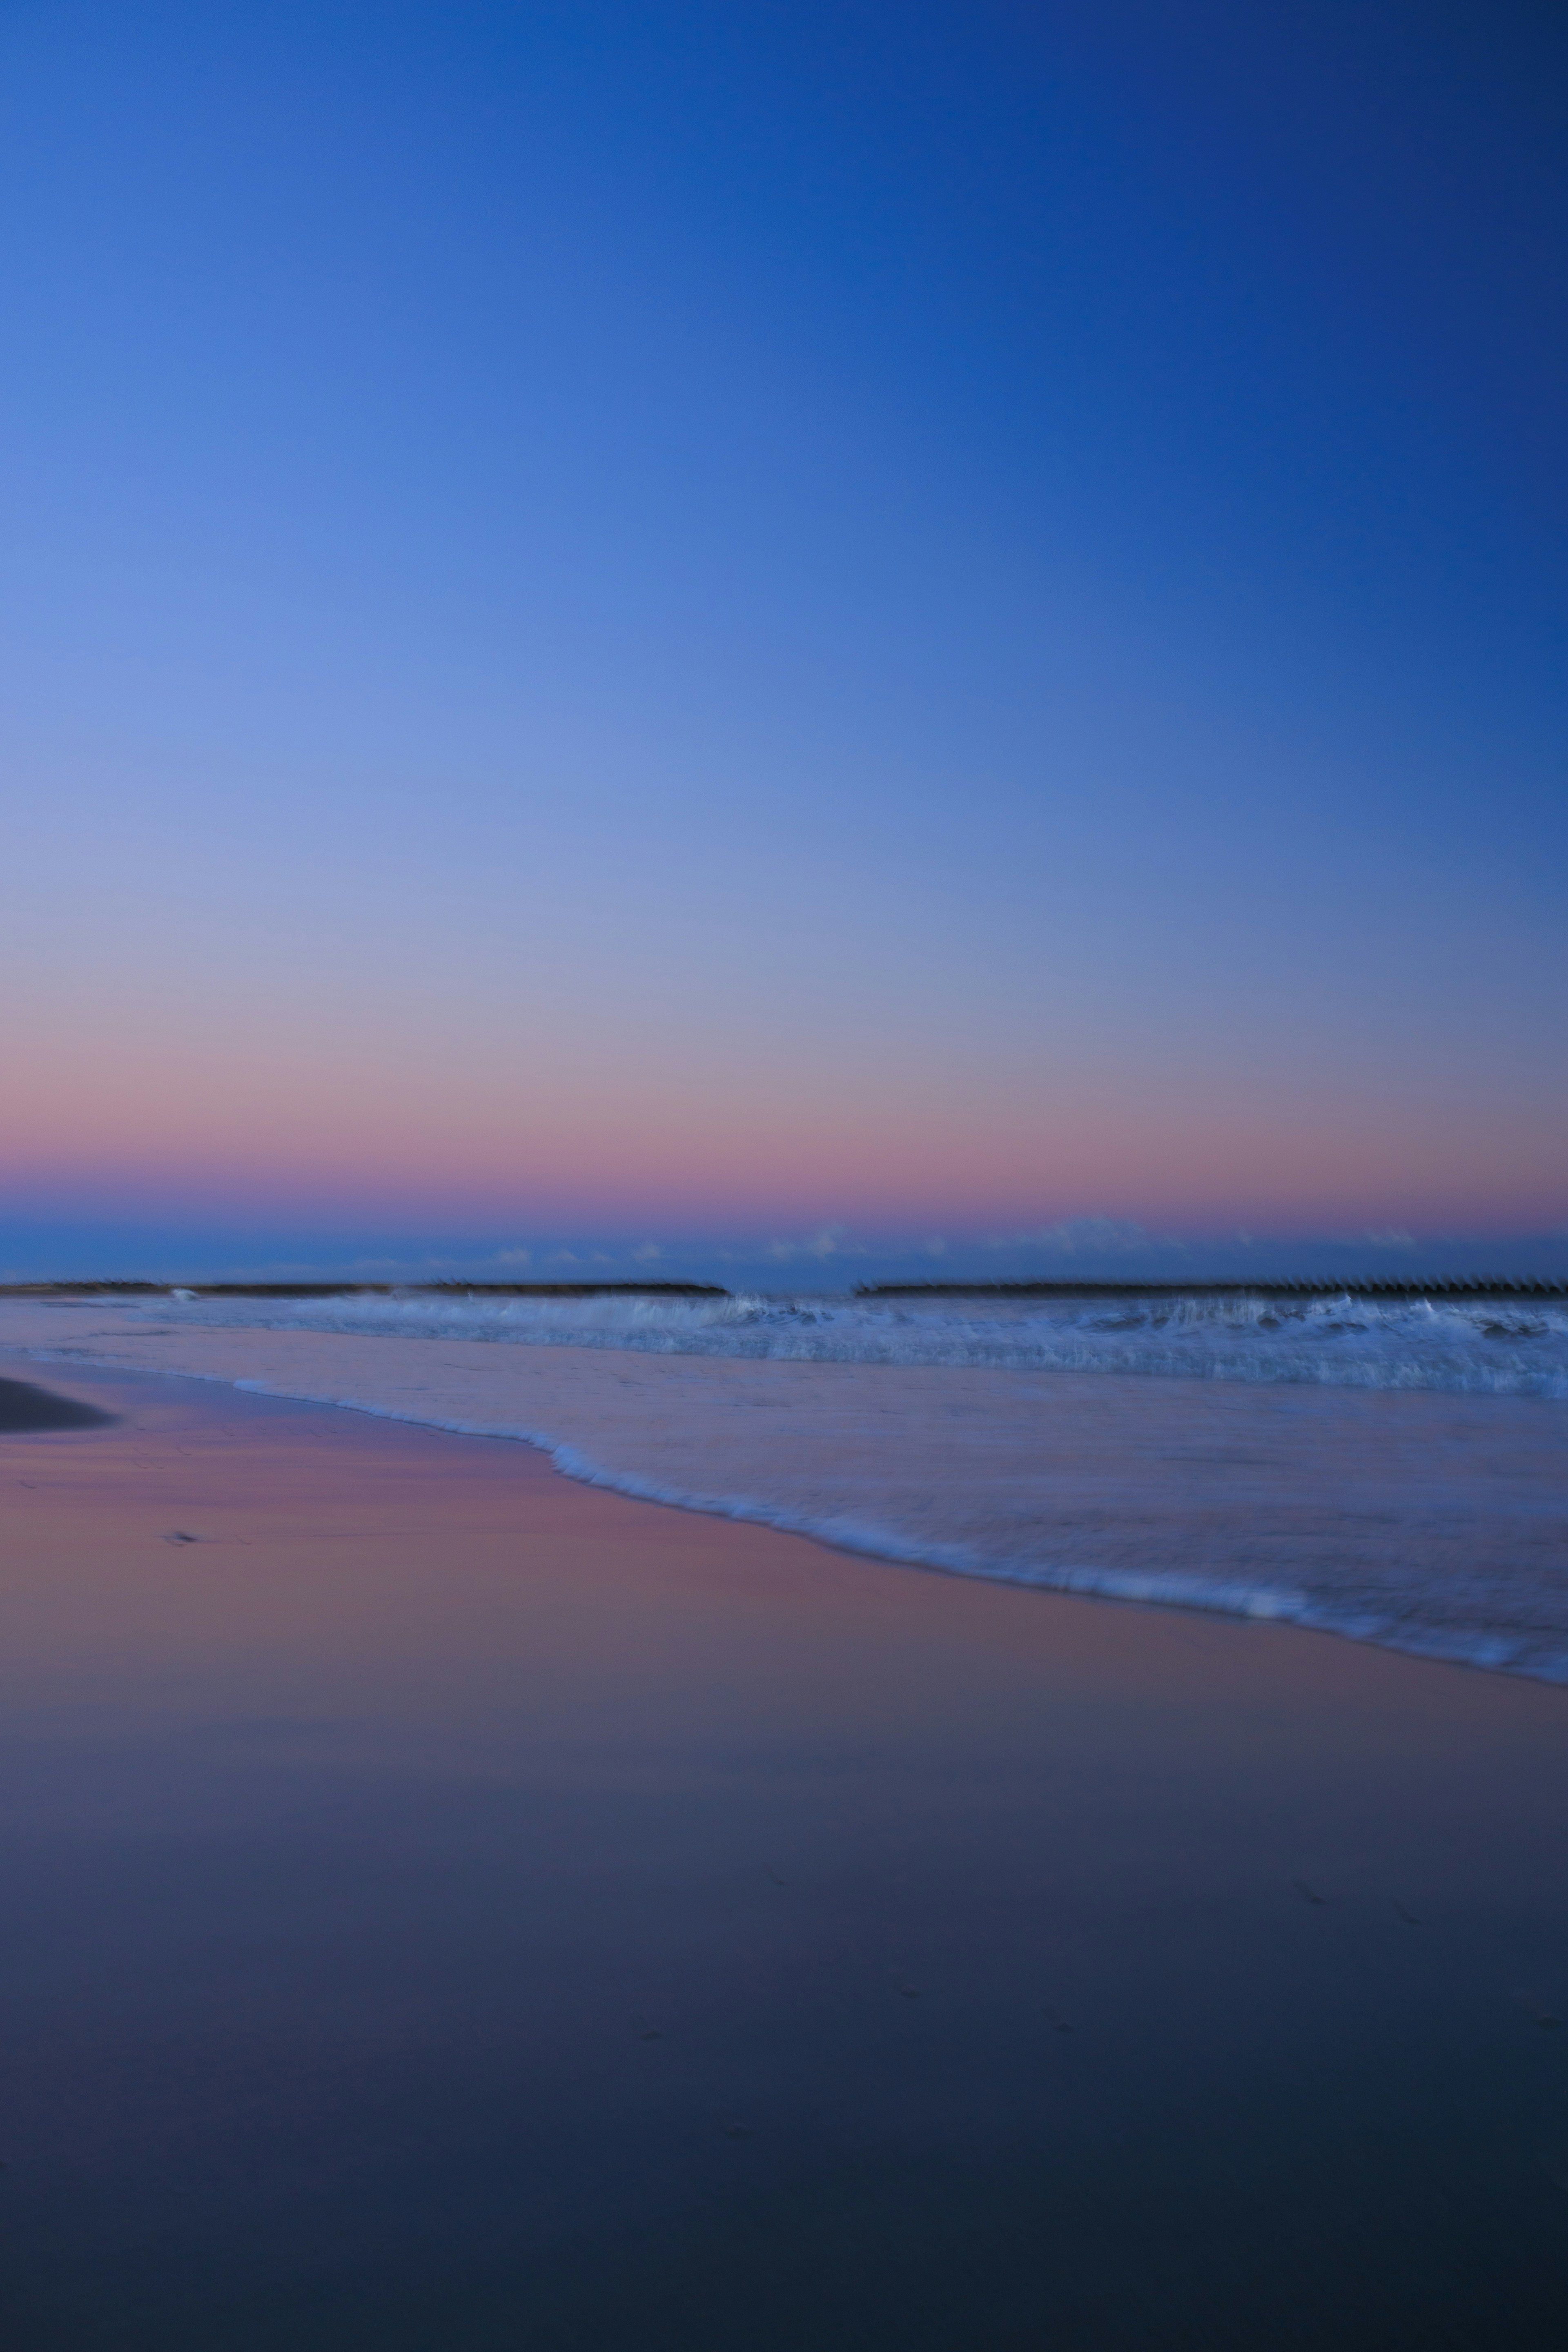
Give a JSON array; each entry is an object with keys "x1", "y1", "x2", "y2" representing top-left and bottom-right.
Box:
[{"x1": 1, "y1": 0, "x2": 1564, "y2": 1285}]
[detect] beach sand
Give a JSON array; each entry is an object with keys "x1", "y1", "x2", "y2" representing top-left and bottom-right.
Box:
[{"x1": 3, "y1": 1361, "x2": 1568, "y2": 2348}]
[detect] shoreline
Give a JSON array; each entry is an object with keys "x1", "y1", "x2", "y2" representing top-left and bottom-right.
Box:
[{"x1": 3, "y1": 1305, "x2": 1565, "y2": 1689}]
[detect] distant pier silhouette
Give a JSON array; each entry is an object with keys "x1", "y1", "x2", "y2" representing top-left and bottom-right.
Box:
[
  {"x1": 2, "y1": 1277, "x2": 1563, "y2": 1302},
  {"x1": 857, "y1": 1278, "x2": 1567, "y2": 1299}
]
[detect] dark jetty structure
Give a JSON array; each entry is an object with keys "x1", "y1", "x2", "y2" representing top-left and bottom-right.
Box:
[
  {"x1": 858, "y1": 1279, "x2": 1567, "y2": 1300},
  {"x1": 4, "y1": 1278, "x2": 1564, "y2": 1303},
  {"x1": 0, "y1": 1281, "x2": 728, "y2": 1301}
]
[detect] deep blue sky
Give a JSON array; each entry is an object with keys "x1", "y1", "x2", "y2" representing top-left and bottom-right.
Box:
[{"x1": 1, "y1": 1, "x2": 1564, "y2": 1281}]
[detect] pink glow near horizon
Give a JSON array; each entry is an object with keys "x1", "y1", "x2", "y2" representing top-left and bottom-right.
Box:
[{"x1": 4, "y1": 1030, "x2": 1561, "y2": 1238}]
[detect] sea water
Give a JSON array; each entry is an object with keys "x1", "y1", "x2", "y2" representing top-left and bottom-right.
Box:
[
  {"x1": 4, "y1": 1288, "x2": 1566, "y2": 1682},
  {"x1": 153, "y1": 1284, "x2": 1568, "y2": 1396}
]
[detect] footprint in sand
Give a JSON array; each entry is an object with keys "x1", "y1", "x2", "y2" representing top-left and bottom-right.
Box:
[{"x1": 1511, "y1": 1991, "x2": 1563, "y2": 2030}]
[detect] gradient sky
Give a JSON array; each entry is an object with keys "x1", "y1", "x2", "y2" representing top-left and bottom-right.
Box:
[{"x1": 2, "y1": 0, "x2": 1564, "y2": 1282}]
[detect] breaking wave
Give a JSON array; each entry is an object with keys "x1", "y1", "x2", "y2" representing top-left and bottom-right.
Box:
[{"x1": 147, "y1": 1285, "x2": 1568, "y2": 1399}]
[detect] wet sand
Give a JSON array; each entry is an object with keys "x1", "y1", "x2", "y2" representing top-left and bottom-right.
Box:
[{"x1": 3, "y1": 1362, "x2": 1568, "y2": 2348}]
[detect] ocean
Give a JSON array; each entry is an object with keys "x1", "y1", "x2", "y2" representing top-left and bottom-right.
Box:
[{"x1": 4, "y1": 1286, "x2": 1566, "y2": 1683}]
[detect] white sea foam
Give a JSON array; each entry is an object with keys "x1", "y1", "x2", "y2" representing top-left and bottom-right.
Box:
[
  {"x1": 2, "y1": 1290, "x2": 1564, "y2": 1687},
  {"x1": 122, "y1": 1284, "x2": 1568, "y2": 1396}
]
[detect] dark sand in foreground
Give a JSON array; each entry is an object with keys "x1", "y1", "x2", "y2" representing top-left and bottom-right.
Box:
[{"x1": 3, "y1": 1362, "x2": 1568, "y2": 2348}]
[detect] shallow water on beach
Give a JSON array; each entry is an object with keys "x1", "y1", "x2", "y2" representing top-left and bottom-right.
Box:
[{"x1": 3, "y1": 1293, "x2": 1565, "y2": 1686}]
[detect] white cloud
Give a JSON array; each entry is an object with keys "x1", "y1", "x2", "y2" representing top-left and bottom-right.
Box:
[
  {"x1": 760, "y1": 1226, "x2": 864, "y2": 1263},
  {"x1": 983, "y1": 1218, "x2": 1163, "y2": 1257}
]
